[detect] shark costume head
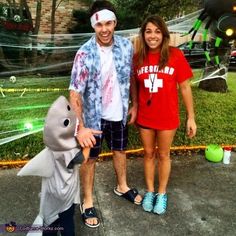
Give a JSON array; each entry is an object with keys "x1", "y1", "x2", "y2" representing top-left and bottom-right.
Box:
[{"x1": 43, "y1": 96, "x2": 78, "y2": 151}]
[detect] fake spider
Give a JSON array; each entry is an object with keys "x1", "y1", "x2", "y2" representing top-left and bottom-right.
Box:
[{"x1": 185, "y1": 0, "x2": 236, "y2": 66}]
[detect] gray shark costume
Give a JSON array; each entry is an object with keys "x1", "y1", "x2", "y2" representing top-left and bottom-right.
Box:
[{"x1": 18, "y1": 96, "x2": 83, "y2": 236}]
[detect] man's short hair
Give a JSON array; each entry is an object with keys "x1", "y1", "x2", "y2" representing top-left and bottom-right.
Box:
[{"x1": 89, "y1": 0, "x2": 116, "y2": 17}]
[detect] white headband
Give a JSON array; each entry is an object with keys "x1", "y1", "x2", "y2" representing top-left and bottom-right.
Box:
[{"x1": 90, "y1": 9, "x2": 116, "y2": 28}]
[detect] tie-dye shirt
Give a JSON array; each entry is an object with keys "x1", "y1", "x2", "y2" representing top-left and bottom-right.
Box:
[{"x1": 69, "y1": 35, "x2": 133, "y2": 130}]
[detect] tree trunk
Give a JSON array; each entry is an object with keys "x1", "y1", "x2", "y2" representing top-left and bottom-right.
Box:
[
  {"x1": 21, "y1": 0, "x2": 33, "y2": 27},
  {"x1": 31, "y1": 0, "x2": 42, "y2": 66},
  {"x1": 51, "y1": 0, "x2": 57, "y2": 38}
]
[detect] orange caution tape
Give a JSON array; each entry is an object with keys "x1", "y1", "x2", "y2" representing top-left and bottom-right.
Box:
[{"x1": 1, "y1": 144, "x2": 234, "y2": 167}]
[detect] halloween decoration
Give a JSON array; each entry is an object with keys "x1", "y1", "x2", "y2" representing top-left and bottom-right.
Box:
[{"x1": 185, "y1": 0, "x2": 236, "y2": 66}]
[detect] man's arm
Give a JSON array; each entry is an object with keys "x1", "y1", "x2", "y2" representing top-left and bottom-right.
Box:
[
  {"x1": 128, "y1": 74, "x2": 138, "y2": 124},
  {"x1": 70, "y1": 90, "x2": 85, "y2": 129},
  {"x1": 69, "y1": 90, "x2": 102, "y2": 148},
  {"x1": 128, "y1": 42, "x2": 138, "y2": 125}
]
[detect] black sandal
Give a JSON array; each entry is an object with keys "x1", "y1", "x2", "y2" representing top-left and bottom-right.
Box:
[
  {"x1": 113, "y1": 187, "x2": 142, "y2": 205},
  {"x1": 80, "y1": 204, "x2": 100, "y2": 228}
]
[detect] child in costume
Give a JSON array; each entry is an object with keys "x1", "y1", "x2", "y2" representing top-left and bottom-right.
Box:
[{"x1": 18, "y1": 96, "x2": 87, "y2": 236}]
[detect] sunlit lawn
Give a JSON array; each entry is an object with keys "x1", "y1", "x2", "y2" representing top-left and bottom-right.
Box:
[{"x1": 0, "y1": 71, "x2": 235, "y2": 160}]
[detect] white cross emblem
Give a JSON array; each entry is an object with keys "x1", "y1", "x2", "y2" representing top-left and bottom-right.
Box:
[{"x1": 144, "y1": 74, "x2": 163, "y2": 93}]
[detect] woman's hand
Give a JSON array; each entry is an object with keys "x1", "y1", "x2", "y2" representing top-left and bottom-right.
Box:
[{"x1": 186, "y1": 118, "x2": 197, "y2": 138}]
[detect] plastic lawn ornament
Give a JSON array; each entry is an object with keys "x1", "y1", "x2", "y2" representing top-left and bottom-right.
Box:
[
  {"x1": 205, "y1": 144, "x2": 224, "y2": 162},
  {"x1": 9, "y1": 76, "x2": 16, "y2": 83}
]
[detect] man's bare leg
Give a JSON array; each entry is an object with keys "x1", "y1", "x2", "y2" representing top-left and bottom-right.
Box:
[
  {"x1": 113, "y1": 150, "x2": 142, "y2": 203},
  {"x1": 80, "y1": 158, "x2": 98, "y2": 226}
]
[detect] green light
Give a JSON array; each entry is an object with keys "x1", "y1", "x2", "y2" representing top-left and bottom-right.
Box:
[{"x1": 24, "y1": 122, "x2": 33, "y2": 131}]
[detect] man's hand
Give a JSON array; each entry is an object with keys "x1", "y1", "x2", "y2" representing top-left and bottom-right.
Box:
[{"x1": 76, "y1": 127, "x2": 102, "y2": 148}]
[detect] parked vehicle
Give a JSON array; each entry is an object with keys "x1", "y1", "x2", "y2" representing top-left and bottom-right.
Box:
[
  {"x1": 177, "y1": 41, "x2": 211, "y2": 68},
  {"x1": 229, "y1": 49, "x2": 236, "y2": 70},
  {"x1": 178, "y1": 41, "x2": 234, "y2": 69}
]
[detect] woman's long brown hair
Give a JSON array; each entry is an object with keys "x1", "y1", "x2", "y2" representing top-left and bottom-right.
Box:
[{"x1": 135, "y1": 15, "x2": 170, "y2": 70}]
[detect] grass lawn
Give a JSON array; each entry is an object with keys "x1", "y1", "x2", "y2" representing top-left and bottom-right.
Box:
[
  {"x1": 0, "y1": 71, "x2": 235, "y2": 160},
  {"x1": 180, "y1": 70, "x2": 236, "y2": 147}
]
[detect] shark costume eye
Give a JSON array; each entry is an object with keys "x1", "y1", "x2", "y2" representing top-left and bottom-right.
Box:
[
  {"x1": 67, "y1": 105, "x2": 71, "y2": 111},
  {"x1": 64, "y1": 118, "x2": 70, "y2": 127}
]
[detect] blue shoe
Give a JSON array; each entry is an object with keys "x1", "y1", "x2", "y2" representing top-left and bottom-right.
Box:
[
  {"x1": 142, "y1": 192, "x2": 155, "y2": 212},
  {"x1": 153, "y1": 193, "x2": 168, "y2": 215}
]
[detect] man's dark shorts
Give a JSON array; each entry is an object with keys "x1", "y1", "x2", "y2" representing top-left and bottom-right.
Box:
[{"x1": 89, "y1": 119, "x2": 128, "y2": 159}]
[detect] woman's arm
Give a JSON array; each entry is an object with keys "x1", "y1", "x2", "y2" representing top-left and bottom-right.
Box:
[{"x1": 179, "y1": 80, "x2": 197, "y2": 138}]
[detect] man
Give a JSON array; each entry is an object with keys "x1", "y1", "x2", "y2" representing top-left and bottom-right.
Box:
[{"x1": 69, "y1": 0, "x2": 142, "y2": 228}]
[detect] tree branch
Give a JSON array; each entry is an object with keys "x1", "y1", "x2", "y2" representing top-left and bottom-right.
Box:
[{"x1": 56, "y1": 0, "x2": 64, "y2": 10}]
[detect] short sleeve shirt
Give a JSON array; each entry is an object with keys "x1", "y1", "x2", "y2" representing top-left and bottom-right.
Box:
[
  {"x1": 133, "y1": 47, "x2": 193, "y2": 130},
  {"x1": 69, "y1": 35, "x2": 133, "y2": 130}
]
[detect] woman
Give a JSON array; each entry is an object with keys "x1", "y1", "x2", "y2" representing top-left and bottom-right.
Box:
[{"x1": 131, "y1": 15, "x2": 197, "y2": 214}]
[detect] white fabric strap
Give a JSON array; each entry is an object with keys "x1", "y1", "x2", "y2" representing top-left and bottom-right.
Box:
[{"x1": 90, "y1": 9, "x2": 116, "y2": 28}]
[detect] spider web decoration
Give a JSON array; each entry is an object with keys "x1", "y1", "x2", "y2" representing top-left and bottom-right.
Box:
[
  {"x1": 0, "y1": 10, "x2": 206, "y2": 78},
  {"x1": 0, "y1": 9, "x2": 232, "y2": 146}
]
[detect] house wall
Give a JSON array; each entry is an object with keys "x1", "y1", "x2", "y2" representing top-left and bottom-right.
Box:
[
  {"x1": 170, "y1": 33, "x2": 202, "y2": 47},
  {"x1": 1, "y1": 1, "x2": 206, "y2": 42},
  {"x1": 1, "y1": 0, "x2": 87, "y2": 34},
  {"x1": 132, "y1": 33, "x2": 203, "y2": 53}
]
